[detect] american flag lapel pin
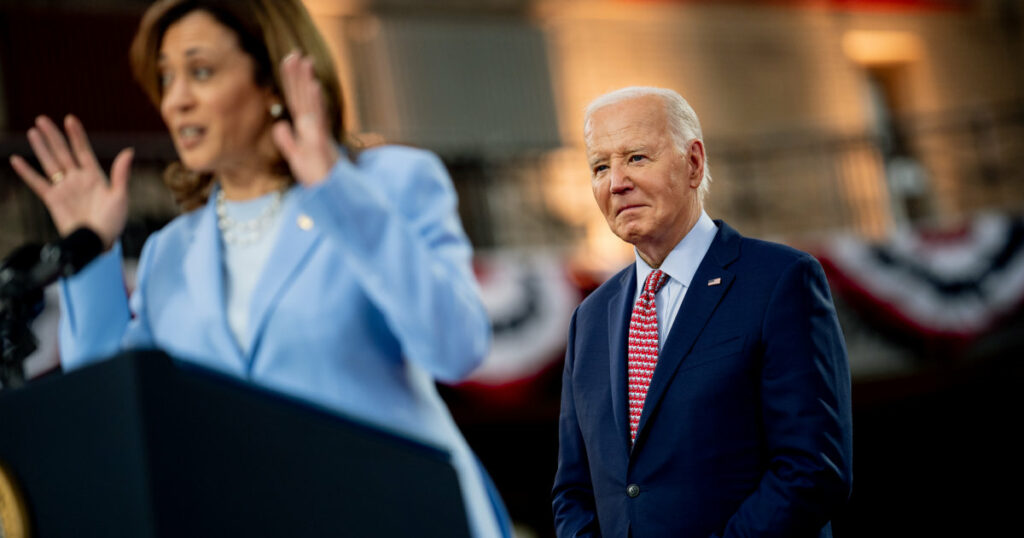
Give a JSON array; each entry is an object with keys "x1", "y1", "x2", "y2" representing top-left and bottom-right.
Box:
[{"x1": 707, "y1": 277, "x2": 722, "y2": 286}]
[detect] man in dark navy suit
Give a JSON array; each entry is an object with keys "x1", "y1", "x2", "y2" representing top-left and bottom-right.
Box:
[{"x1": 552, "y1": 87, "x2": 853, "y2": 537}]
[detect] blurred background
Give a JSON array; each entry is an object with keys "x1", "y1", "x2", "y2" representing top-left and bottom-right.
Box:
[{"x1": 2, "y1": 0, "x2": 1023, "y2": 535}]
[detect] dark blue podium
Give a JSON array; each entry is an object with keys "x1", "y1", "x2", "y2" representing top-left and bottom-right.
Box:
[{"x1": 0, "y1": 350, "x2": 470, "y2": 537}]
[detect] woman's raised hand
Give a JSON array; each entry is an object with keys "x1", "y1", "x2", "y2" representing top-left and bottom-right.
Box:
[
  {"x1": 272, "y1": 52, "x2": 340, "y2": 186},
  {"x1": 9, "y1": 115, "x2": 133, "y2": 250}
]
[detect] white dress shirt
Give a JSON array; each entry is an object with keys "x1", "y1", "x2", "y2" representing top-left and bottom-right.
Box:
[{"x1": 633, "y1": 210, "x2": 718, "y2": 350}]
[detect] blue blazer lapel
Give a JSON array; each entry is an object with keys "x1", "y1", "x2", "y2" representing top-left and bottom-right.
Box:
[
  {"x1": 245, "y1": 197, "x2": 322, "y2": 360},
  {"x1": 633, "y1": 221, "x2": 741, "y2": 449},
  {"x1": 183, "y1": 194, "x2": 245, "y2": 368},
  {"x1": 608, "y1": 266, "x2": 636, "y2": 455}
]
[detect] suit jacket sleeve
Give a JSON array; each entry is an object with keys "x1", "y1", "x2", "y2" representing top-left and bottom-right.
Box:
[
  {"x1": 552, "y1": 308, "x2": 602, "y2": 537},
  {"x1": 59, "y1": 240, "x2": 157, "y2": 369},
  {"x1": 717, "y1": 254, "x2": 853, "y2": 537},
  {"x1": 295, "y1": 149, "x2": 490, "y2": 383}
]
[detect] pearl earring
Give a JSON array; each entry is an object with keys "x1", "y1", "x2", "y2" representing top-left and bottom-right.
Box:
[{"x1": 270, "y1": 103, "x2": 283, "y2": 118}]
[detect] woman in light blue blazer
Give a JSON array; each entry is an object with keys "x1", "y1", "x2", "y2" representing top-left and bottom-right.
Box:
[{"x1": 9, "y1": 1, "x2": 508, "y2": 536}]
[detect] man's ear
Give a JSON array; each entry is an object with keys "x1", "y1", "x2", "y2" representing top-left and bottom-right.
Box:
[{"x1": 687, "y1": 139, "x2": 705, "y2": 189}]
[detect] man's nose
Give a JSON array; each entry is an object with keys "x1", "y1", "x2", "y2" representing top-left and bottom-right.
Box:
[{"x1": 609, "y1": 163, "x2": 632, "y2": 194}]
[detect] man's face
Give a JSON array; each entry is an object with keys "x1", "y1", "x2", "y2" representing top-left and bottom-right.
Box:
[{"x1": 586, "y1": 95, "x2": 703, "y2": 259}]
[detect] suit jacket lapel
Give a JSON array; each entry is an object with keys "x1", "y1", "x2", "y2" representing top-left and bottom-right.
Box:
[
  {"x1": 245, "y1": 197, "x2": 322, "y2": 361},
  {"x1": 184, "y1": 194, "x2": 245, "y2": 369},
  {"x1": 633, "y1": 221, "x2": 741, "y2": 450},
  {"x1": 608, "y1": 266, "x2": 637, "y2": 457}
]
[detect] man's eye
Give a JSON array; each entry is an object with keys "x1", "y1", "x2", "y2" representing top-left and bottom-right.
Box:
[
  {"x1": 628, "y1": 154, "x2": 646, "y2": 163},
  {"x1": 593, "y1": 164, "x2": 608, "y2": 174}
]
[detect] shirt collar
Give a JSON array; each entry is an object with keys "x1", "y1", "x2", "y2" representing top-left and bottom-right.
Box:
[{"x1": 634, "y1": 210, "x2": 718, "y2": 291}]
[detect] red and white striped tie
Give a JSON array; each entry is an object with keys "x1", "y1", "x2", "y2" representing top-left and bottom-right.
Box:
[{"x1": 627, "y1": 269, "x2": 668, "y2": 444}]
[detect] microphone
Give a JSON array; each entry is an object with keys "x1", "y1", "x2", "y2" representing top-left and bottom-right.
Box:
[
  {"x1": 0, "y1": 228, "x2": 102, "y2": 388},
  {"x1": 0, "y1": 227, "x2": 104, "y2": 301}
]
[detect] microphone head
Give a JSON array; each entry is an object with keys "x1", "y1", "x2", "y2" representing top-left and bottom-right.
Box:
[
  {"x1": 53, "y1": 228, "x2": 104, "y2": 277},
  {"x1": 0, "y1": 242, "x2": 44, "y2": 274},
  {"x1": 0, "y1": 242, "x2": 46, "y2": 310},
  {"x1": 1, "y1": 227, "x2": 102, "y2": 302}
]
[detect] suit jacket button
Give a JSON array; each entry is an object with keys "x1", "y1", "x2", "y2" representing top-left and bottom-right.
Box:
[{"x1": 626, "y1": 484, "x2": 640, "y2": 498}]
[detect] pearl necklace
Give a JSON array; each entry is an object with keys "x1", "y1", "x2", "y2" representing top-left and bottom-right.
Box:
[{"x1": 215, "y1": 188, "x2": 284, "y2": 246}]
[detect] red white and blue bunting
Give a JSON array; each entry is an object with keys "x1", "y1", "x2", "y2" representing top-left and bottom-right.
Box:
[
  {"x1": 813, "y1": 212, "x2": 1024, "y2": 344},
  {"x1": 466, "y1": 250, "x2": 581, "y2": 392}
]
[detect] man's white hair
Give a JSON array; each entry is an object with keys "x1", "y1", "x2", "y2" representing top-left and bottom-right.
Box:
[{"x1": 583, "y1": 86, "x2": 712, "y2": 201}]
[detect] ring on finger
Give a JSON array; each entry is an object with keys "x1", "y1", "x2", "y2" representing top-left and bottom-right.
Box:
[{"x1": 50, "y1": 171, "x2": 65, "y2": 184}]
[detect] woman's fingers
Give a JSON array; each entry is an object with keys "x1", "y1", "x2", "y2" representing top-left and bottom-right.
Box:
[
  {"x1": 272, "y1": 121, "x2": 298, "y2": 160},
  {"x1": 297, "y1": 57, "x2": 317, "y2": 115},
  {"x1": 27, "y1": 127, "x2": 63, "y2": 179},
  {"x1": 9, "y1": 154, "x2": 51, "y2": 199},
  {"x1": 274, "y1": 52, "x2": 337, "y2": 185},
  {"x1": 280, "y1": 52, "x2": 301, "y2": 116},
  {"x1": 300, "y1": 57, "x2": 323, "y2": 125},
  {"x1": 35, "y1": 116, "x2": 77, "y2": 172},
  {"x1": 109, "y1": 147, "x2": 134, "y2": 195},
  {"x1": 288, "y1": 57, "x2": 328, "y2": 143},
  {"x1": 280, "y1": 53, "x2": 320, "y2": 124},
  {"x1": 12, "y1": 114, "x2": 134, "y2": 243},
  {"x1": 65, "y1": 115, "x2": 101, "y2": 172}
]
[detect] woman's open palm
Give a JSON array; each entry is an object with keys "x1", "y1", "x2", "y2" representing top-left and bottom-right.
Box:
[
  {"x1": 272, "y1": 53, "x2": 340, "y2": 186},
  {"x1": 9, "y1": 115, "x2": 133, "y2": 249}
]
